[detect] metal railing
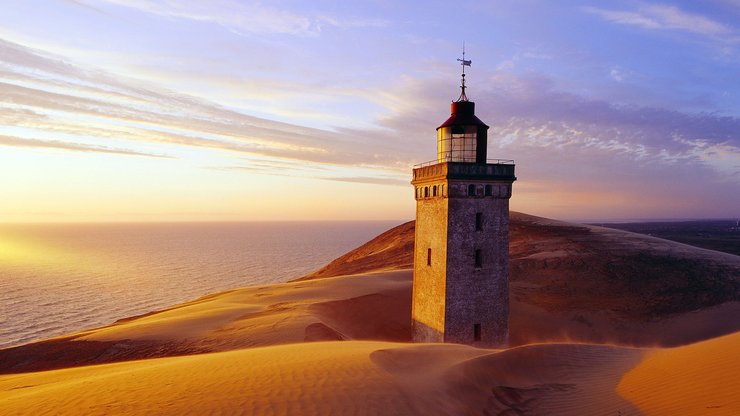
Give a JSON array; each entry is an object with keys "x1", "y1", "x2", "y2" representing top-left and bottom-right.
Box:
[{"x1": 413, "y1": 158, "x2": 515, "y2": 168}]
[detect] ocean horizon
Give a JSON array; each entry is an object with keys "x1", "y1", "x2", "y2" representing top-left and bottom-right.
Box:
[{"x1": 0, "y1": 220, "x2": 403, "y2": 349}]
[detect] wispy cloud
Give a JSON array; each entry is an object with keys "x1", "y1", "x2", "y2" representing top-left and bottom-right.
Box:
[
  {"x1": 0, "y1": 38, "x2": 359, "y2": 164},
  {"x1": 314, "y1": 15, "x2": 388, "y2": 30},
  {"x1": 609, "y1": 66, "x2": 633, "y2": 82},
  {"x1": 585, "y1": 3, "x2": 736, "y2": 40},
  {"x1": 63, "y1": 0, "x2": 109, "y2": 15},
  {"x1": 474, "y1": 73, "x2": 740, "y2": 180},
  {"x1": 2, "y1": 34, "x2": 738, "y2": 219},
  {"x1": 4, "y1": 34, "x2": 738, "y2": 175},
  {"x1": 89, "y1": 0, "x2": 318, "y2": 36},
  {"x1": 82, "y1": 0, "x2": 387, "y2": 37},
  {"x1": 0, "y1": 134, "x2": 165, "y2": 157},
  {"x1": 323, "y1": 176, "x2": 408, "y2": 186},
  {"x1": 224, "y1": 164, "x2": 407, "y2": 186}
]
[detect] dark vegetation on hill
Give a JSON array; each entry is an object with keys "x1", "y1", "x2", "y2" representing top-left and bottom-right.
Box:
[
  {"x1": 594, "y1": 220, "x2": 740, "y2": 256},
  {"x1": 506, "y1": 213, "x2": 739, "y2": 320}
]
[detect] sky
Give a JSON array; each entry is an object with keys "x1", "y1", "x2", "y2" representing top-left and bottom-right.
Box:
[{"x1": 0, "y1": 0, "x2": 738, "y2": 223}]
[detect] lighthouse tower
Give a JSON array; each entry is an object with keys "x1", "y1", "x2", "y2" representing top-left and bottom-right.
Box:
[{"x1": 411, "y1": 51, "x2": 516, "y2": 347}]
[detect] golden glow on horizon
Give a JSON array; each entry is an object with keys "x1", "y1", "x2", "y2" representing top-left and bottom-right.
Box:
[
  {"x1": 0, "y1": 235, "x2": 71, "y2": 268},
  {"x1": 0, "y1": 232, "x2": 109, "y2": 274}
]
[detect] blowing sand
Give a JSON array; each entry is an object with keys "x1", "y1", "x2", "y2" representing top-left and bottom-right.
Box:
[
  {"x1": 2, "y1": 335, "x2": 738, "y2": 415},
  {"x1": 1, "y1": 212, "x2": 739, "y2": 414},
  {"x1": 0, "y1": 341, "x2": 431, "y2": 415}
]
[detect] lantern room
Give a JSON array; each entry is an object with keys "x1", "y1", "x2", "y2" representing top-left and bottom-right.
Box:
[{"x1": 436, "y1": 100, "x2": 489, "y2": 164}]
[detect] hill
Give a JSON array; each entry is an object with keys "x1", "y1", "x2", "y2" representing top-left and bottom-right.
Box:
[
  {"x1": 594, "y1": 219, "x2": 740, "y2": 256},
  {"x1": 304, "y1": 212, "x2": 740, "y2": 346}
]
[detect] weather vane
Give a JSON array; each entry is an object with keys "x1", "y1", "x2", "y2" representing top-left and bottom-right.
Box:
[{"x1": 457, "y1": 42, "x2": 472, "y2": 102}]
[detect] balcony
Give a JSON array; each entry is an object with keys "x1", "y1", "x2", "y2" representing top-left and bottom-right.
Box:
[{"x1": 412, "y1": 160, "x2": 516, "y2": 182}]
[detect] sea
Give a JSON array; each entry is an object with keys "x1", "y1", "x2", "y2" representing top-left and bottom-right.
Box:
[{"x1": 0, "y1": 221, "x2": 400, "y2": 349}]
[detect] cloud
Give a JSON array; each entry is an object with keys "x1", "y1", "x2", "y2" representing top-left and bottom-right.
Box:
[
  {"x1": 0, "y1": 37, "x2": 375, "y2": 166},
  {"x1": 89, "y1": 0, "x2": 317, "y2": 36},
  {"x1": 585, "y1": 4, "x2": 736, "y2": 40},
  {"x1": 225, "y1": 165, "x2": 407, "y2": 186},
  {"x1": 5, "y1": 33, "x2": 738, "y2": 175},
  {"x1": 0, "y1": 134, "x2": 166, "y2": 157},
  {"x1": 81, "y1": 0, "x2": 387, "y2": 37},
  {"x1": 643, "y1": 4, "x2": 731, "y2": 35},
  {"x1": 2, "y1": 35, "x2": 738, "y2": 218},
  {"x1": 609, "y1": 66, "x2": 628, "y2": 82},
  {"x1": 585, "y1": 8, "x2": 662, "y2": 30},
  {"x1": 321, "y1": 176, "x2": 408, "y2": 186},
  {"x1": 474, "y1": 74, "x2": 740, "y2": 179},
  {"x1": 315, "y1": 15, "x2": 388, "y2": 30},
  {"x1": 63, "y1": 0, "x2": 109, "y2": 15}
]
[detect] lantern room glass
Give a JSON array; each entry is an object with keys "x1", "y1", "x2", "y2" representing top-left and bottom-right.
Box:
[{"x1": 437, "y1": 125, "x2": 477, "y2": 162}]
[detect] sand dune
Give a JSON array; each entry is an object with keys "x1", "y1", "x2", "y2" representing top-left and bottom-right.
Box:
[
  {"x1": 306, "y1": 212, "x2": 740, "y2": 345},
  {"x1": 0, "y1": 271, "x2": 412, "y2": 373},
  {"x1": 0, "y1": 341, "x2": 418, "y2": 415},
  {"x1": 2, "y1": 334, "x2": 738, "y2": 415},
  {"x1": 1, "y1": 212, "x2": 739, "y2": 414},
  {"x1": 619, "y1": 331, "x2": 740, "y2": 415},
  {"x1": 302, "y1": 220, "x2": 415, "y2": 279},
  {"x1": 0, "y1": 341, "x2": 648, "y2": 416}
]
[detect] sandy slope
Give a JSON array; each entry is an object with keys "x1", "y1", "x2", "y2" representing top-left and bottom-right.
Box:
[
  {"x1": 2, "y1": 333, "x2": 738, "y2": 415},
  {"x1": 618, "y1": 331, "x2": 740, "y2": 415},
  {"x1": 0, "y1": 271, "x2": 411, "y2": 373},
  {"x1": 0, "y1": 341, "x2": 420, "y2": 416},
  {"x1": 0, "y1": 340, "x2": 641, "y2": 416},
  {"x1": 1, "y1": 212, "x2": 739, "y2": 415},
  {"x1": 303, "y1": 220, "x2": 415, "y2": 279}
]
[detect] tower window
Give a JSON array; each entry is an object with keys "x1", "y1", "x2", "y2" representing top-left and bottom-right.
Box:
[
  {"x1": 433, "y1": 185, "x2": 438, "y2": 196},
  {"x1": 475, "y1": 212, "x2": 483, "y2": 231},
  {"x1": 427, "y1": 248, "x2": 432, "y2": 266},
  {"x1": 424, "y1": 187, "x2": 429, "y2": 198},
  {"x1": 475, "y1": 249, "x2": 482, "y2": 268},
  {"x1": 485, "y1": 185, "x2": 492, "y2": 196},
  {"x1": 474, "y1": 324, "x2": 481, "y2": 341},
  {"x1": 468, "y1": 184, "x2": 476, "y2": 196}
]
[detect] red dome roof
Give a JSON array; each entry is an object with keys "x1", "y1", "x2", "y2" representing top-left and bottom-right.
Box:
[{"x1": 437, "y1": 101, "x2": 488, "y2": 130}]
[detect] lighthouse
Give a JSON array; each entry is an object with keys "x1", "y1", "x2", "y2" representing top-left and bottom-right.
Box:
[{"x1": 411, "y1": 50, "x2": 516, "y2": 347}]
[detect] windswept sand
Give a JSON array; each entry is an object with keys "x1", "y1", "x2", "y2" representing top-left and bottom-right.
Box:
[
  {"x1": 1, "y1": 212, "x2": 739, "y2": 414},
  {"x1": 2, "y1": 334, "x2": 739, "y2": 415},
  {"x1": 618, "y1": 331, "x2": 740, "y2": 415}
]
